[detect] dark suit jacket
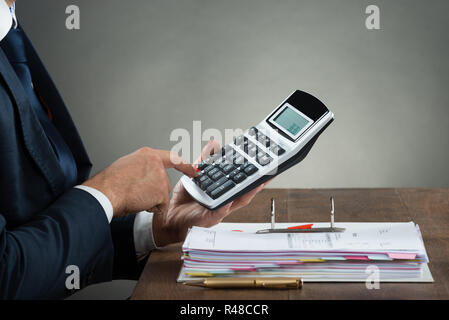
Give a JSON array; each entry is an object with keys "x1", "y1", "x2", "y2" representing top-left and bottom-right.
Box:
[{"x1": 0, "y1": 28, "x2": 144, "y2": 299}]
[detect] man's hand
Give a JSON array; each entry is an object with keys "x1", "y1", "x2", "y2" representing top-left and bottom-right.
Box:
[
  {"x1": 152, "y1": 141, "x2": 268, "y2": 247},
  {"x1": 83, "y1": 147, "x2": 197, "y2": 217}
]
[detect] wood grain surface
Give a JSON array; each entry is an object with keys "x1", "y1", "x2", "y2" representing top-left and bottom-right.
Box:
[{"x1": 131, "y1": 189, "x2": 449, "y2": 300}]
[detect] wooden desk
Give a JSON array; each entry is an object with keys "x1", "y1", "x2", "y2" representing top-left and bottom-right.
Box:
[{"x1": 131, "y1": 188, "x2": 449, "y2": 300}]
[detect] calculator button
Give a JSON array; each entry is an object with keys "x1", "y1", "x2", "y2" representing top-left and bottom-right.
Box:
[
  {"x1": 203, "y1": 165, "x2": 216, "y2": 173},
  {"x1": 229, "y1": 169, "x2": 240, "y2": 179},
  {"x1": 218, "y1": 161, "x2": 229, "y2": 170},
  {"x1": 234, "y1": 135, "x2": 245, "y2": 146},
  {"x1": 240, "y1": 162, "x2": 250, "y2": 169},
  {"x1": 233, "y1": 156, "x2": 246, "y2": 167},
  {"x1": 270, "y1": 145, "x2": 285, "y2": 156},
  {"x1": 257, "y1": 154, "x2": 273, "y2": 166},
  {"x1": 248, "y1": 146, "x2": 257, "y2": 157},
  {"x1": 207, "y1": 167, "x2": 220, "y2": 178},
  {"x1": 222, "y1": 145, "x2": 233, "y2": 156},
  {"x1": 223, "y1": 153, "x2": 234, "y2": 165},
  {"x1": 232, "y1": 172, "x2": 247, "y2": 184},
  {"x1": 258, "y1": 135, "x2": 270, "y2": 148},
  {"x1": 211, "y1": 171, "x2": 225, "y2": 181},
  {"x1": 223, "y1": 164, "x2": 235, "y2": 174},
  {"x1": 209, "y1": 180, "x2": 236, "y2": 199},
  {"x1": 206, "y1": 176, "x2": 229, "y2": 194},
  {"x1": 264, "y1": 138, "x2": 271, "y2": 148},
  {"x1": 195, "y1": 173, "x2": 209, "y2": 183},
  {"x1": 240, "y1": 138, "x2": 249, "y2": 153},
  {"x1": 244, "y1": 164, "x2": 258, "y2": 176},
  {"x1": 248, "y1": 127, "x2": 258, "y2": 136},
  {"x1": 199, "y1": 177, "x2": 213, "y2": 190},
  {"x1": 197, "y1": 161, "x2": 209, "y2": 171},
  {"x1": 209, "y1": 153, "x2": 222, "y2": 163},
  {"x1": 256, "y1": 132, "x2": 266, "y2": 143}
]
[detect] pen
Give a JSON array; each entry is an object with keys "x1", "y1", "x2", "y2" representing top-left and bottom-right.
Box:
[{"x1": 184, "y1": 277, "x2": 303, "y2": 289}]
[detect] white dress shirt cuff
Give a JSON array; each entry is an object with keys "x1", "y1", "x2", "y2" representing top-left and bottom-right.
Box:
[
  {"x1": 134, "y1": 211, "x2": 160, "y2": 253},
  {"x1": 74, "y1": 185, "x2": 114, "y2": 223}
]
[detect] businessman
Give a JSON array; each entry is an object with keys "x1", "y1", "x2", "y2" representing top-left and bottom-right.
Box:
[{"x1": 0, "y1": 1, "x2": 266, "y2": 299}]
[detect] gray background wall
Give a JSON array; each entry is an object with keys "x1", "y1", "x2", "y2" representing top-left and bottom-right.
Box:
[{"x1": 16, "y1": 0, "x2": 449, "y2": 299}]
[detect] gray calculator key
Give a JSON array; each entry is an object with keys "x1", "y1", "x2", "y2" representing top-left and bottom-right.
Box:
[
  {"x1": 271, "y1": 144, "x2": 285, "y2": 156},
  {"x1": 233, "y1": 156, "x2": 245, "y2": 167},
  {"x1": 203, "y1": 165, "x2": 215, "y2": 173},
  {"x1": 240, "y1": 137, "x2": 249, "y2": 152},
  {"x1": 209, "y1": 180, "x2": 236, "y2": 199},
  {"x1": 244, "y1": 164, "x2": 258, "y2": 176},
  {"x1": 258, "y1": 154, "x2": 272, "y2": 166},
  {"x1": 262, "y1": 137, "x2": 271, "y2": 147},
  {"x1": 223, "y1": 164, "x2": 235, "y2": 174},
  {"x1": 234, "y1": 135, "x2": 245, "y2": 146},
  {"x1": 211, "y1": 171, "x2": 225, "y2": 181},
  {"x1": 219, "y1": 161, "x2": 229, "y2": 170},
  {"x1": 223, "y1": 153, "x2": 234, "y2": 165},
  {"x1": 206, "y1": 176, "x2": 229, "y2": 194},
  {"x1": 248, "y1": 127, "x2": 258, "y2": 136},
  {"x1": 207, "y1": 167, "x2": 220, "y2": 178},
  {"x1": 248, "y1": 146, "x2": 257, "y2": 157},
  {"x1": 199, "y1": 178, "x2": 213, "y2": 190},
  {"x1": 223, "y1": 145, "x2": 233, "y2": 154},
  {"x1": 197, "y1": 161, "x2": 209, "y2": 171},
  {"x1": 232, "y1": 172, "x2": 247, "y2": 184},
  {"x1": 229, "y1": 169, "x2": 240, "y2": 179},
  {"x1": 195, "y1": 173, "x2": 209, "y2": 184},
  {"x1": 240, "y1": 162, "x2": 251, "y2": 171}
]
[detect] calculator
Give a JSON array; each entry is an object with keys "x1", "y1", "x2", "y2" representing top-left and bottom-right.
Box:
[{"x1": 181, "y1": 90, "x2": 334, "y2": 210}]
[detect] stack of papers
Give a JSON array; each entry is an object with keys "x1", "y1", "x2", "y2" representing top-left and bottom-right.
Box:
[{"x1": 178, "y1": 222, "x2": 433, "y2": 283}]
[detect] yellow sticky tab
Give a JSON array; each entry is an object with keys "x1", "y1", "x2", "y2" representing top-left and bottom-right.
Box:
[
  {"x1": 299, "y1": 259, "x2": 325, "y2": 263},
  {"x1": 185, "y1": 272, "x2": 214, "y2": 277}
]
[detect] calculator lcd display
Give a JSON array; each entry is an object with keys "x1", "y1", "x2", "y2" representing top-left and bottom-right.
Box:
[{"x1": 273, "y1": 106, "x2": 311, "y2": 137}]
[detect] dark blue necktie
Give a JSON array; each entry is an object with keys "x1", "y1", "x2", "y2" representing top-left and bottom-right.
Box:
[{"x1": 1, "y1": 26, "x2": 78, "y2": 189}]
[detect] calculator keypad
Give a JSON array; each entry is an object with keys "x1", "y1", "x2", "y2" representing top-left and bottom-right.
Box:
[{"x1": 194, "y1": 127, "x2": 285, "y2": 200}]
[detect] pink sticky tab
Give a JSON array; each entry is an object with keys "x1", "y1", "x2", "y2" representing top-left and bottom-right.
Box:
[
  {"x1": 388, "y1": 253, "x2": 417, "y2": 260},
  {"x1": 344, "y1": 256, "x2": 369, "y2": 261},
  {"x1": 231, "y1": 267, "x2": 256, "y2": 272}
]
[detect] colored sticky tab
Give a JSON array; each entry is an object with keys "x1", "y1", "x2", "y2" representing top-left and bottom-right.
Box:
[
  {"x1": 388, "y1": 253, "x2": 417, "y2": 260},
  {"x1": 321, "y1": 257, "x2": 347, "y2": 261},
  {"x1": 185, "y1": 272, "x2": 214, "y2": 277},
  {"x1": 277, "y1": 261, "x2": 301, "y2": 265},
  {"x1": 299, "y1": 259, "x2": 325, "y2": 263},
  {"x1": 344, "y1": 256, "x2": 369, "y2": 261},
  {"x1": 231, "y1": 267, "x2": 256, "y2": 272},
  {"x1": 367, "y1": 254, "x2": 393, "y2": 261}
]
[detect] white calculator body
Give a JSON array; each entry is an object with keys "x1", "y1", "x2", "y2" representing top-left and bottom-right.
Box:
[{"x1": 181, "y1": 90, "x2": 334, "y2": 210}]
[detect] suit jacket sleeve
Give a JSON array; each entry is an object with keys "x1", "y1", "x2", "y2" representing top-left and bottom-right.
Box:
[
  {"x1": 110, "y1": 215, "x2": 149, "y2": 281},
  {"x1": 0, "y1": 188, "x2": 114, "y2": 299}
]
